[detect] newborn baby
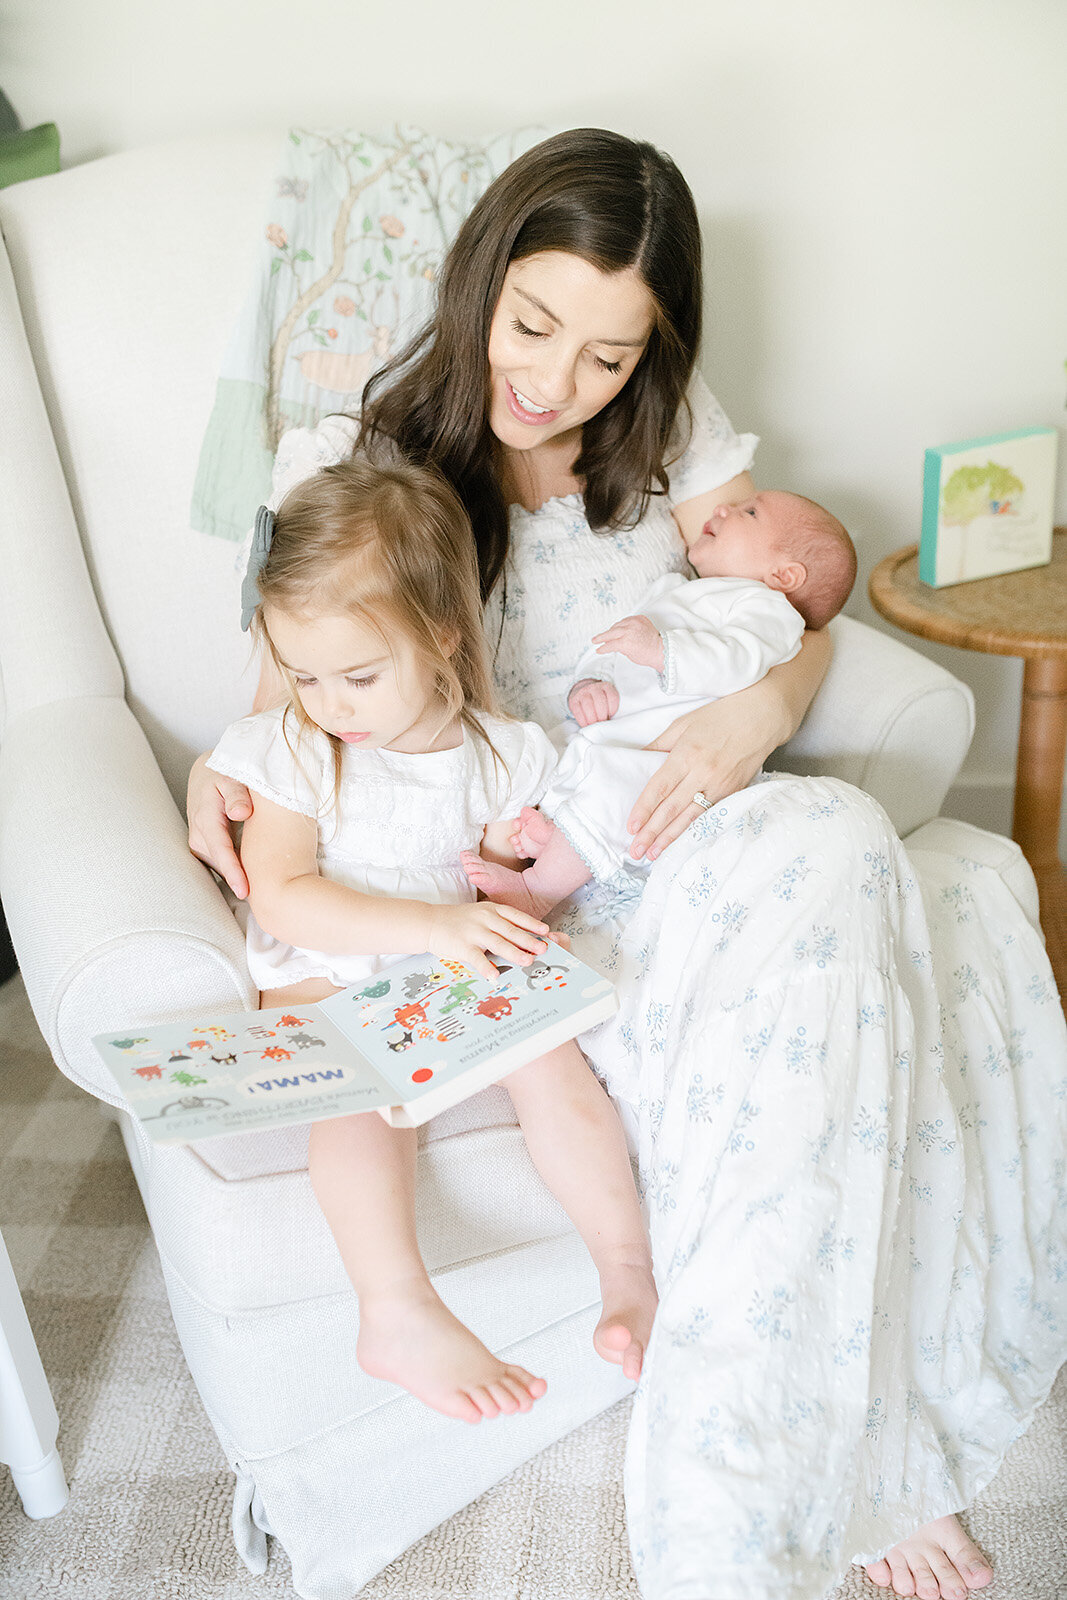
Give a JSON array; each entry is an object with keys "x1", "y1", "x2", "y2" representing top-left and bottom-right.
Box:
[{"x1": 463, "y1": 490, "x2": 857, "y2": 917}]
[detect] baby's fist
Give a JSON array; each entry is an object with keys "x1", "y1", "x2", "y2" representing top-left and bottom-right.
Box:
[
  {"x1": 592, "y1": 614, "x2": 664, "y2": 672},
  {"x1": 568, "y1": 677, "x2": 620, "y2": 727}
]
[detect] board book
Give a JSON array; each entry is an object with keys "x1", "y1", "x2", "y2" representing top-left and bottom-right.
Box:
[
  {"x1": 919, "y1": 426, "x2": 1058, "y2": 587},
  {"x1": 92, "y1": 947, "x2": 617, "y2": 1144}
]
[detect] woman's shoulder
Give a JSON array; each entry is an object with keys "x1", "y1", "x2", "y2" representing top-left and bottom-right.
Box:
[
  {"x1": 268, "y1": 414, "x2": 361, "y2": 510},
  {"x1": 664, "y1": 371, "x2": 759, "y2": 508}
]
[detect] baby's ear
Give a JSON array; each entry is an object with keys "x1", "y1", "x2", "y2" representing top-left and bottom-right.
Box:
[
  {"x1": 766, "y1": 561, "x2": 807, "y2": 596},
  {"x1": 439, "y1": 625, "x2": 462, "y2": 658}
]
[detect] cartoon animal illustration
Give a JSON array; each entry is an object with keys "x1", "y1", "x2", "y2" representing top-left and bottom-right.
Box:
[
  {"x1": 475, "y1": 994, "x2": 514, "y2": 1021},
  {"x1": 285, "y1": 1032, "x2": 325, "y2": 1050},
  {"x1": 133, "y1": 1064, "x2": 164, "y2": 1081},
  {"x1": 248, "y1": 1025, "x2": 277, "y2": 1039},
  {"x1": 260, "y1": 1045, "x2": 293, "y2": 1062},
  {"x1": 187, "y1": 1038, "x2": 212, "y2": 1051},
  {"x1": 170, "y1": 1069, "x2": 208, "y2": 1087},
  {"x1": 401, "y1": 969, "x2": 444, "y2": 999},
  {"x1": 435, "y1": 1017, "x2": 467, "y2": 1043},
  {"x1": 521, "y1": 959, "x2": 569, "y2": 992},
  {"x1": 211, "y1": 1052, "x2": 238, "y2": 1067},
  {"x1": 440, "y1": 979, "x2": 479, "y2": 1015},
  {"x1": 386, "y1": 1029, "x2": 415, "y2": 1053},
  {"x1": 357, "y1": 980, "x2": 392, "y2": 1001},
  {"x1": 193, "y1": 1025, "x2": 232, "y2": 1040},
  {"x1": 110, "y1": 1037, "x2": 149, "y2": 1052},
  {"x1": 277, "y1": 1013, "x2": 312, "y2": 1028},
  {"x1": 393, "y1": 1001, "x2": 428, "y2": 1030},
  {"x1": 168, "y1": 1051, "x2": 191, "y2": 1064}
]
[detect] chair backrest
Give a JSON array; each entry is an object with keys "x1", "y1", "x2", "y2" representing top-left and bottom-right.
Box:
[{"x1": 0, "y1": 135, "x2": 282, "y2": 802}]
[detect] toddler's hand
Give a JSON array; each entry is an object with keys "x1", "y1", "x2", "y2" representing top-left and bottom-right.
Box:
[
  {"x1": 424, "y1": 900, "x2": 551, "y2": 982},
  {"x1": 592, "y1": 615, "x2": 664, "y2": 672},
  {"x1": 568, "y1": 677, "x2": 621, "y2": 727}
]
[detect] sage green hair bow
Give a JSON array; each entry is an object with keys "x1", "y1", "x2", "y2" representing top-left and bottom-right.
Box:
[{"x1": 240, "y1": 505, "x2": 276, "y2": 632}]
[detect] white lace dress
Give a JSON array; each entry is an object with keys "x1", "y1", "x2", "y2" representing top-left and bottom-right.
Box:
[
  {"x1": 208, "y1": 705, "x2": 556, "y2": 989},
  {"x1": 265, "y1": 378, "x2": 1067, "y2": 1600}
]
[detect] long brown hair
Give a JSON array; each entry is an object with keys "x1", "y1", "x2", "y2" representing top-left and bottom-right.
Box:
[
  {"x1": 252, "y1": 458, "x2": 503, "y2": 811},
  {"x1": 358, "y1": 127, "x2": 703, "y2": 601}
]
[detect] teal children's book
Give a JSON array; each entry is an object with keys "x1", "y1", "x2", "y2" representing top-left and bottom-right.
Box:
[
  {"x1": 919, "y1": 426, "x2": 1058, "y2": 587},
  {"x1": 92, "y1": 947, "x2": 617, "y2": 1145}
]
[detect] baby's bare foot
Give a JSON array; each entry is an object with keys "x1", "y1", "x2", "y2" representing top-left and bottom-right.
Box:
[
  {"x1": 357, "y1": 1278, "x2": 547, "y2": 1423},
  {"x1": 460, "y1": 850, "x2": 548, "y2": 919},
  {"x1": 864, "y1": 1514, "x2": 993, "y2": 1598},
  {"x1": 593, "y1": 1255, "x2": 658, "y2": 1382},
  {"x1": 510, "y1": 805, "x2": 555, "y2": 860}
]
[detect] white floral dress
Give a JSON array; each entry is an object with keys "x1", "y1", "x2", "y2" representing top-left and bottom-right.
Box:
[{"x1": 266, "y1": 378, "x2": 1067, "y2": 1600}]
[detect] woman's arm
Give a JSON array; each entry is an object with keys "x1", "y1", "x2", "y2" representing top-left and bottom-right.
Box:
[
  {"x1": 621, "y1": 472, "x2": 832, "y2": 860},
  {"x1": 627, "y1": 626, "x2": 832, "y2": 861},
  {"x1": 669, "y1": 470, "x2": 756, "y2": 549},
  {"x1": 187, "y1": 654, "x2": 289, "y2": 899},
  {"x1": 243, "y1": 791, "x2": 552, "y2": 979}
]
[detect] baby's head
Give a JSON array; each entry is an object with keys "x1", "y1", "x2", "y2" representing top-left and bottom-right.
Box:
[
  {"x1": 687, "y1": 490, "x2": 857, "y2": 630},
  {"x1": 250, "y1": 458, "x2": 497, "y2": 754}
]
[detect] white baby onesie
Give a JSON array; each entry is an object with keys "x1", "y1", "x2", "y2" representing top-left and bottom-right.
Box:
[
  {"x1": 538, "y1": 572, "x2": 805, "y2": 885},
  {"x1": 208, "y1": 706, "x2": 558, "y2": 989}
]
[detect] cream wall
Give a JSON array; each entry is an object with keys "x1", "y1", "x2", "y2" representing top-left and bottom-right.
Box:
[{"x1": 5, "y1": 0, "x2": 1067, "y2": 841}]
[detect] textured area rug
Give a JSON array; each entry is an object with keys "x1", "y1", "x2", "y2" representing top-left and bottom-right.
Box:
[{"x1": 1, "y1": 973, "x2": 1065, "y2": 1599}]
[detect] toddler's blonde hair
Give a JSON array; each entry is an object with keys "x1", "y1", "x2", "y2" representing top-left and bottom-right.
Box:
[{"x1": 252, "y1": 457, "x2": 502, "y2": 808}]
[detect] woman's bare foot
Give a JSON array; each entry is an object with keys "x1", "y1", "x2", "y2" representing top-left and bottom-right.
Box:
[
  {"x1": 460, "y1": 849, "x2": 548, "y2": 918},
  {"x1": 593, "y1": 1255, "x2": 658, "y2": 1382},
  {"x1": 864, "y1": 1515, "x2": 993, "y2": 1599},
  {"x1": 357, "y1": 1276, "x2": 547, "y2": 1423},
  {"x1": 509, "y1": 805, "x2": 555, "y2": 860}
]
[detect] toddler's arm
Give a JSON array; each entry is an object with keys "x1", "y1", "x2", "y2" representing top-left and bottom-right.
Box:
[{"x1": 241, "y1": 789, "x2": 551, "y2": 979}]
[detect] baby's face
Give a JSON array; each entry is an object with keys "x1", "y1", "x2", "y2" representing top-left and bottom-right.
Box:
[{"x1": 687, "y1": 491, "x2": 800, "y2": 583}]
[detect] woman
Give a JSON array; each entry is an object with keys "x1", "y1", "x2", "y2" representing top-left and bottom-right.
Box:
[{"x1": 188, "y1": 129, "x2": 1066, "y2": 1600}]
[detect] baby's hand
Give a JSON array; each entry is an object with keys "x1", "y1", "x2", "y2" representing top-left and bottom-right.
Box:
[
  {"x1": 568, "y1": 677, "x2": 620, "y2": 727},
  {"x1": 424, "y1": 900, "x2": 551, "y2": 981},
  {"x1": 592, "y1": 615, "x2": 664, "y2": 672}
]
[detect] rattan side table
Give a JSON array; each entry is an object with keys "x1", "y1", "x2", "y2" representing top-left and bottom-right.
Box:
[{"x1": 869, "y1": 529, "x2": 1067, "y2": 1001}]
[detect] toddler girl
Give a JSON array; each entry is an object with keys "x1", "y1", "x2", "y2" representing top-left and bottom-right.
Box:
[{"x1": 207, "y1": 459, "x2": 657, "y2": 1425}]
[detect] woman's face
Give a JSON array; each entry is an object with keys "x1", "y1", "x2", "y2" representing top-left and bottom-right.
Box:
[{"x1": 486, "y1": 251, "x2": 655, "y2": 452}]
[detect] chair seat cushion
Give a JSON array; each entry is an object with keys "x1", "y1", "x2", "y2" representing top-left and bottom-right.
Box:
[{"x1": 122, "y1": 1087, "x2": 573, "y2": 1316}]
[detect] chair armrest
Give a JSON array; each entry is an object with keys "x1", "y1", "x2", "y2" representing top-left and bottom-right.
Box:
[
  {"x1": 0, "y1": 696, "x2": 254, "y2": 1109},
  {"x1": 768, "y1": 615, "x2": 976, "y2": 837}
]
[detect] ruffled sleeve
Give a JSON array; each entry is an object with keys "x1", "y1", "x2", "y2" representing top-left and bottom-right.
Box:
[
  {"x1": 479, "y1": 717, "x2": 560, "y2": 819},
  {"x1": 206, "y1": 707, "x2": 326, "y2": 819},
  {"x1": 234, "y1": 414, "x2": 360, "y2": 572},
  {"x1": 665, "y1": 372, "x2": 759, "y2": 508}
]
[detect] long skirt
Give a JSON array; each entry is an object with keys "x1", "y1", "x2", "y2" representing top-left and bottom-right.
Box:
[{"x1": 565, "y1": 774, "x2": 1067, "y2": 1600}]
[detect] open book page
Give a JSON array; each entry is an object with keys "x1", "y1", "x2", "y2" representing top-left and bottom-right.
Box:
[
  {"x1": 319, "y1": 947, "x2": 617, "y2": 1124},
  {"x1": 92, "y1": 948, "x2": 616, "y2": 1145}
]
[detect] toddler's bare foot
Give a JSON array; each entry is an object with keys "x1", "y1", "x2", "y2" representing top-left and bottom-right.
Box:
[
  {"x1": 593, "y1": 1254, "x2": 658, "y2": 1382},
  {"x1": 460, "y1": 850, "x2": 550, "y2": 919},
  {"x1": 509, "y1": 805, "x2": 555, "y2": 860},
  {"x1": 864, "y1": 1514, "x2": 993, "y2": 1599},
  {"x1": 356, "y1": 1277, "x2": 547, "y2": 1423}
]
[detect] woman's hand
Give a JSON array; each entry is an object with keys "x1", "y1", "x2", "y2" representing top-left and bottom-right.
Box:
[
  {"x1": 425, "y1": 900, "x2": 552, "y2": 981},
  {"x1": 187, "y1": 752, "x2": 254, "y2": 900}
]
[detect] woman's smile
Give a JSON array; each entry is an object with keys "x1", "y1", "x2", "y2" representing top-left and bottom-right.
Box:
[
  {"x1": 504, "y1": 378, "x2": 561, "y2": 426},
  {"x1": 486, "y1": 251, "x2": 654, "y2": 455}
]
